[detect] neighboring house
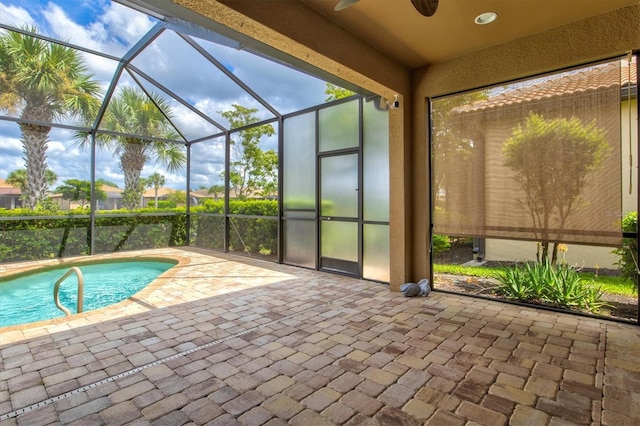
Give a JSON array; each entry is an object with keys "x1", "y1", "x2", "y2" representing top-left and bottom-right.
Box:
[
  {"x1": 142, "y1": 187, "x2": 173, "y2": 207},
  {"x1": 141, "y1": 187, "x2": 274, "y2": 207},
  {"x1": 0, "y1": 179, "x2": 23, "y2": 210},
  {"x1": 51, "y1": 184, "x2": 123, "y2": 210},
  {"x1": 0, "y1": 180, "x2": 124, "y2": 211},
  {"x1": 141, "y1": 187, "x2": 203, "y2": 207},
  {"x1": 190, "y1": 188, "x2": 219, "y2": 203},
  {"x1": 97, "y1": 184, "x2": 123, "y2": 210},
  {"x1": 191, "y1": 188, "x2": 220, "y2": 201},
  {"x1": 447, "y1": 62, "x2": 637, "y2": 268},
  {"x1": 50, "y1": 193, "x2": 71, "y2": 210}
]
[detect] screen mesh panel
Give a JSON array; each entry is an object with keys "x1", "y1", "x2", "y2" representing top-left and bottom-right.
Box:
[{"x1": 432, "y1": 59, "x2": 633, "y2": 247}]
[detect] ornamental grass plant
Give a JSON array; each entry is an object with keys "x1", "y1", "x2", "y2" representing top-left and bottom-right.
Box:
[{"x1": 496, "y1": 259, "x2": 608, "y2": 313}]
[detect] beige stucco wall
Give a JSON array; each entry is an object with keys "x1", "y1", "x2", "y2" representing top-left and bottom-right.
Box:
[{"x1": 413, "y1": 5, "x2": 640, "y2": 281}]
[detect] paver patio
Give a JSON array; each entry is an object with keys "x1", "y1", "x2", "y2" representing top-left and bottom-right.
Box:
[{"x1": 1, "y1": 248, "x2": 639, "y2": 425}]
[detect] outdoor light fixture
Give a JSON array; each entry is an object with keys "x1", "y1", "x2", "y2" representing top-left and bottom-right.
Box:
[{"x1": 475, "y1": 12, "x2": 497, "y2": 25}]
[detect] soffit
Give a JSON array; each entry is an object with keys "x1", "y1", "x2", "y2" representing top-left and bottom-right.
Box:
[{"x1": 301, "y1": 0, "x2": 640, "y2": 69}]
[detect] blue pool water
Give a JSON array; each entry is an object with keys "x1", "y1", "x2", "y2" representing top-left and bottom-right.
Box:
[{"x1": 0, "y1": 260, "x2": 176, "y2": 327}]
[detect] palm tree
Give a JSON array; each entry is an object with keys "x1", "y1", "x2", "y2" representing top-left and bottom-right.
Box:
[
  {"x1": 146, "y1": 172, "x2": 166, "y2": 208},
  {"x1": 207, "y1": 184, "x2": 224, "y2": 201},
  {"x1": 0, "y1": 28, "x2": 101, "y2": 209},
  {"x1": 81, "y1": 87, "x2": 185, "y2": 209}
]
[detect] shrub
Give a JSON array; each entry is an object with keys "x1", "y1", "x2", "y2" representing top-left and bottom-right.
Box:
[
  {"x1": 433, "y1": 235, "x2": 451, "y2": 253},
  {"x1": 0, "y1": 208, "x2": 187, "y2": 262},
  {"x1": 496, "y1": 266, "x2": 533, "y2": 300},
  {"x1": 192, "y1": 199, "x2": 278, "y2": 257},
  {"x1": 156, "y1": 200, "x2": 176, "y2": 208},
  {"x1": 612, "y1": 211, "x2": 638, "y2": 287},
  {"x1": 0, "y1": 200, "x2": 279, "y2": 263},
  {"x1": 496, "y1": 260, "x2": 608, "y2": 313}
]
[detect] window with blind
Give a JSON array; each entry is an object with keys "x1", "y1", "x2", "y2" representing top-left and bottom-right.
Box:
[{"x1": 431, "y1": 57, "x2": 637, "y2": 248}]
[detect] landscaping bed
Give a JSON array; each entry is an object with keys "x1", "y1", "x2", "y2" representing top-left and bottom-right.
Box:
[{"x1": 433, "y1": 240, "x2": 638, "y2": 322}]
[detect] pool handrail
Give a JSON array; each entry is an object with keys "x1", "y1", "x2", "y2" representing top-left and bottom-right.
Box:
[{"x1": 53, "y1": 267, "x2": 84, "y2": 316}]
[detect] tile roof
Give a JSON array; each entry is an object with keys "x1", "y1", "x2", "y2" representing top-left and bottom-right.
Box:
[
  {"x1": 99, "y1": 184, "x2": 122, "y2": 193},
  {"x1": 455, "y1": 61, "x2": 637, "y2": 114},
  {"x1": 0, "y1": 179, "x2": 21, "y2": 195},
  {"x1": 142, "y1": 187, "x2": 176, "y2": 198}
]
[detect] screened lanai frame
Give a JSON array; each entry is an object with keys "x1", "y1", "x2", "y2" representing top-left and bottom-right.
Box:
[
  {"x1": 0, "y1": 4, "x2": 390, "y2": 282},
  {"x1": 0, "y1": 19, "x2": 282, "y2": 253},
  {"x1": 429, "y1": 53, "x2": 640, "y2": 323}
]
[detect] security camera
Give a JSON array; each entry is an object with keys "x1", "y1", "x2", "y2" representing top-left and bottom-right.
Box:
[{"x1": 392, "y1": 94, "x2": 400, "y2": 109}]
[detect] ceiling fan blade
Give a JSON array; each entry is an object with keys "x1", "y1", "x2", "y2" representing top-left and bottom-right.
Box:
[
  {"x1": 335, "y1": 0, "x2": 360, "y2": 11},
  {"x1": 411, "y1": 0, "x2": 438, "y2": 17}
]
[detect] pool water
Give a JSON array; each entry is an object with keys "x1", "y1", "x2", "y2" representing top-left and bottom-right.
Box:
[{"x1": 0, "y1": 260, "x2": 175, "y2": 327}]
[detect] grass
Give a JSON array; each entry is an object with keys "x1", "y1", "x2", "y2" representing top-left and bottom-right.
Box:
[{"x1": 433, "y1": 263, "x2": 637, "y2": 297}]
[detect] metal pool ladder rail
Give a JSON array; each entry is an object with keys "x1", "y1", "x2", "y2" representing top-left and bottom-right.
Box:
[{"x1": 53, "y1": 267, "x2": 84, "y2": 316}]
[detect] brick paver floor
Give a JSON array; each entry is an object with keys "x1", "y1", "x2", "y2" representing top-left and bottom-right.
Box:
[{"x1": 1, "y1": 248, "x2": 639, "y2": 425}]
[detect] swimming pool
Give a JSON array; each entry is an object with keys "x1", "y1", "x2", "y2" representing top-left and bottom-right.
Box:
[{"x1": 0, "y1": 259, "x2": 177, "y2": 328}]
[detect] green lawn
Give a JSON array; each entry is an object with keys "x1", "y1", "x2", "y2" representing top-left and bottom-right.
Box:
[{"x1": 433, "y1": 263, "x2": 637, "y2": 297}]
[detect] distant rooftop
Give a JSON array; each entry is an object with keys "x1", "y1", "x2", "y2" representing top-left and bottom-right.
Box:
[{"x1": 455, "y1": 62, "x2": 637, "y2": 114}]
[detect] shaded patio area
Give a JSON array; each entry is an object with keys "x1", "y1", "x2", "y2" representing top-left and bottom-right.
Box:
[{"x1": 1, "y1": 249, "x2": 639, "y2": 425}]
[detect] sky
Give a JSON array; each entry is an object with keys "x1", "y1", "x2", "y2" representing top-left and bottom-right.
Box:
[{"x1": 0, "y1": 0, "x2": 330, "y2": 190}]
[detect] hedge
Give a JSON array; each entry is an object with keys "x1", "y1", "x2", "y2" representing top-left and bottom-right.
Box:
[
  {"x1": 191, "y1": 199, "x2": 278, "y2": 256},
  {"x1": 0, "y1": 208, "x2": 187, "y2": 262},
  {"x1": 0, "y1": 199, "x2": 279, "y2": 263}
]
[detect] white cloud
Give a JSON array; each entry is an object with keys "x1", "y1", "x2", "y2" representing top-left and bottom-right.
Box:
[
  {"x1": 42, "y1": 2, "x2": 154, "y2": 56},
  {"x1": 97, "y1": 165, "x2": 124, "y2": 187},
  {"x1": 0, "y1": 3, "x2": 36, "y2": 27},
  {"x1": 79, "y1": 51, "x2": 120, "y2": 84},
  {"x1": 100, "y1": 2, "x2": 155, "y2": 44},
  {"x1": 44, "y1": 4, "x2": 104, "y2": 51},
  {"x1": 0, "y1": 135, "x2": 21, "y2": 154},
  {"x1": 0, "y1": 136, "x2": 25, "y2": 179}
]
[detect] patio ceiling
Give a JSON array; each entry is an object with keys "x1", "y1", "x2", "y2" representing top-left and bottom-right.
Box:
[
  {"x1": 300, "y1": 0, "x2": 640, "y2": 69},
  {"x1": 139, "y1": 0, "x2": 640, "y2": 98}
]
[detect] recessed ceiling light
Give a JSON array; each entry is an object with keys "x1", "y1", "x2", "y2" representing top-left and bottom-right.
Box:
[{"x1": 475, "y1": 12, "x2": 497, "y2": 25}]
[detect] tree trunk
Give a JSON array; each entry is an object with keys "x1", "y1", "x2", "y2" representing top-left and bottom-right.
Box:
[
  {"x1": 120, "y1": 141, "x2": 146, "y2": 209},
  {"x1": 19, "y1": 122, "x2": 51, "y2": 209}
]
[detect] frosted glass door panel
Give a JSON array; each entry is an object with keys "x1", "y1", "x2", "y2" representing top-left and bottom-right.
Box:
[
  {"x1": 321, "y1": 154, "x2": 358, "y2": 218},
  {"x1": 284, "y1": 220, "x2": 316, "y2": 268},
  {"x1": 363, "y1": 101, "x2": 389, "y2": 222},
  {"x1": 319, "y1": 100, "x2": 359, "y2": 152},
  {"x1": 363, "y1": 224, "x2": 390, "y2": 282},
  {"x1": 321, "y1": 221, "x2": 358, "y2": 262},
  {"x1": 283, "y1": 112, "x2": 316, "y2": 209}
]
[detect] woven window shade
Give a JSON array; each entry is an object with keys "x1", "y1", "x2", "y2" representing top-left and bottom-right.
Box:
[{"x1": 432, "y1": 59, "x2": 633, "y2": 247}]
